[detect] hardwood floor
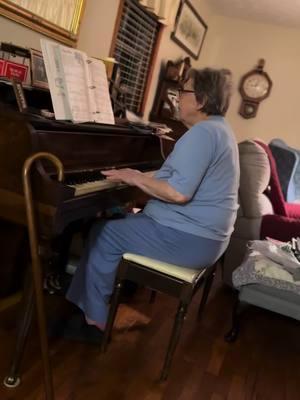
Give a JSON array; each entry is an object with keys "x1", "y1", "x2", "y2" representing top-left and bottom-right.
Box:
[{"x1": 1, "y1": 272, "x2": 300, "y2": 400}]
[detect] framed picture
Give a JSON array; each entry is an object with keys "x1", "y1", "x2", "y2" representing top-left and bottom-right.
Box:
[
  {"x1": 171, "y1": 0, "x2": 207, "y2": 60},
  {"x1": 30, "y1": 49, "x2": 49, "y2": 89}
]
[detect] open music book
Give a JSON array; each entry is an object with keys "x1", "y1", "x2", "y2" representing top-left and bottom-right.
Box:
[{"x1": 40, "y1": 39, "x2": 115, "y2": 124}]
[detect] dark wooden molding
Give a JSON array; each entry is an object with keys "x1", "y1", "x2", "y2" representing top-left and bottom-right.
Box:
[
  {"x1": 109, "y1": 0, "x2": 124, "y2": 57},
  {"x1": 140, "y1": 23, "x2": 164, "y2": 116}
]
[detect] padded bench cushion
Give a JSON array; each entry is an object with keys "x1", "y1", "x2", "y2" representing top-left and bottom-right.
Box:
[
  {"x1": 239, "y1": 284, "x2": 300, "y2": 321},
  {"x1": 123, "y1": 253, "x2": 205, "y2": 283}
]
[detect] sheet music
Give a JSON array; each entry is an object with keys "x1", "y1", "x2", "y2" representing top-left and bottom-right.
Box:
[
  {"x1": 58, "y1": 47, "x2": 91, "y2": 123},
  {"x1": 87, "y1": 58, "x2": 115, "y2": 125},
  {"x1": 41, "y1": 39, "x2": 115, "y2": 124},
  {"x1": 40, "y1": 40, "x2": 71, "y2": 120}
]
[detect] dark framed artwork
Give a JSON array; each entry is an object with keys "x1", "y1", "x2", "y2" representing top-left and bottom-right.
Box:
[
  {"x1": 171, "y1": 0, "x2": 207, "y2": 60},
  {"x1": 151, "y1": 58, "x2": 192, "y2": 120},
  {"x1": 30, "y1": 49, "x2": 49, "y2": 89},
  {"x1": 161, "y1": 86, "x2": 180, "y2": 119}
]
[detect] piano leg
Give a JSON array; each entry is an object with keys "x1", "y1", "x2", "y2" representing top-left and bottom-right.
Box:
[{"x1": 3, "y1": 272, "x2": 34, "y2": 388}]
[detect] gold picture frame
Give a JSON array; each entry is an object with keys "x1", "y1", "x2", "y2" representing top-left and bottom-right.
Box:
[{"x1": 0, "y1": 0, "x2": 86, "y2": 46}]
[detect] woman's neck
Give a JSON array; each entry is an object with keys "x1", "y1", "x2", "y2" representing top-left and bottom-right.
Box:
[{"x1": 184, "y1": 112, "x2": 209, "y2": 129}]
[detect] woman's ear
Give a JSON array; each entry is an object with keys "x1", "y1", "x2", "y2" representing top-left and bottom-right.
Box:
[
  {"x1": 196, "y1": 95, "x2": 207, "y2": 111},
  {"x1": 196, "y1": 102, "x2": 204, "y2": 111}
]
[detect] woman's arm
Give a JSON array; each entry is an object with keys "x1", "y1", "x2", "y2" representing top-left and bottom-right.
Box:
[{"x1": 101, "y1": 169, "x2": 190, "y2": 204}]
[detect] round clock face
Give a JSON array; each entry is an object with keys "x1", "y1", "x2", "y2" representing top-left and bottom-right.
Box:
[{"x1": 242, "y1": 73, "x2": 270, "y2": 99}]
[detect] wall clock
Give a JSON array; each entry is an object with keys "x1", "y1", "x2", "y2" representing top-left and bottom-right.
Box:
[{"x1": 239, "y1": 59, "x2": 272, "y2": 119}]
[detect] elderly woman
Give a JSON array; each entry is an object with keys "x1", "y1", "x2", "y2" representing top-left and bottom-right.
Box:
[{"x1": 66, "y1": 67, "x2": 240, "y2": 336}]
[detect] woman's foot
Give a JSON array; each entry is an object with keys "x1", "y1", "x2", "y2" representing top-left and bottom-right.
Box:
[
  {"x1": 85, "y1": 316, "x2": 105, "y2": 331},
  {"x1": 62, "y1": 313, "x2": 103, "y2": 344}
]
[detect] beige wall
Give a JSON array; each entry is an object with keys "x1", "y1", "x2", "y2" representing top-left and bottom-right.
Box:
[
  {"x1": 77, "y1": 0, "x2": 300, "y2": 148},
  {"x1": 76, "y1": 0, "x2": 214, "y2": 118},
  {"x1": 200, "y1": 15, "x2": 300, "y2": 147},
  {"x1": 77, "y1": 0, "x2": 120, "y2": 57},
  {"x1": 0, "y1": 0, "x2": 120, "y2": 53},
  {"x1": 1, "y1": 1, "x2": 300, "y2": 148},
  {"x1": 141, "y1": 0, "x2": 214, "y2": 118},
  {"x1": 0, "y1": 15, "x2": 48, "y2": 49}
]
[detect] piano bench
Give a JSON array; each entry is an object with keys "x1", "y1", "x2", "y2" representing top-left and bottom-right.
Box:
[{"x1": 101, "y1": 253, "x2": 219, "y2": 381}]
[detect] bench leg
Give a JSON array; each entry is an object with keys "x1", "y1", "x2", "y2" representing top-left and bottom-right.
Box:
[
  {"x1": 101, "y1": 279, "x2": 123, "y2": 353},
  {"x1": 198, "y1": 271, "x2": 216, "y2": 319},
  {"x1": 225, "y1": 297, "x2": 248, "y2": 343},
  {"x1": 160, "y1": 302, "x2": 187, "y2": 381}
]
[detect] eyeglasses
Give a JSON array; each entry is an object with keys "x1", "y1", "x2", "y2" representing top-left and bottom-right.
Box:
[{"x1": 178, "y1": 89, "x2": 195, "y2": 95}]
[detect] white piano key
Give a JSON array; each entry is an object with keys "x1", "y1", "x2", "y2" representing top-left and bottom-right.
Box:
[{"x1": 67, "y1": 170, "x2": 157, "y2": 196}]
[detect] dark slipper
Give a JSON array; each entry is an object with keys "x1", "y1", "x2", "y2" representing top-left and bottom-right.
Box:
[{"x1": 63, "y1": 313, "x2": 103, "y2": 345}]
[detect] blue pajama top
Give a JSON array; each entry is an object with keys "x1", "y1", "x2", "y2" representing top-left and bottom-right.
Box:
[{"x1": 144, "y1": 116, "x2": 240, "y2": 241}]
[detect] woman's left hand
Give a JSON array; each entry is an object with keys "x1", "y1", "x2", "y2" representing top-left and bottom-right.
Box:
[{"x1": 101, "y1": 168, "x2": 142, "y2": 186}]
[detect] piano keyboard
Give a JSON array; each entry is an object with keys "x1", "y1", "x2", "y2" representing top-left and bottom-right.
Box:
[{"x1": 67, "y1": 170, "x2": 156, "y2": 196}]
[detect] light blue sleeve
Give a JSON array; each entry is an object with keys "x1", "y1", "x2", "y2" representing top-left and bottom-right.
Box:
[{"x1": 166, "y1": 124, "x2": 214, "y2": 198}]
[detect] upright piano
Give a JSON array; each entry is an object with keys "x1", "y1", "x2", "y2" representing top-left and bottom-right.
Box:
[
  {"x1": 0, "y1": 78, "x2": 178, "y2": 395},
  {"x1": 0, "y1": 108, "x2": 165, "y2": 236}
]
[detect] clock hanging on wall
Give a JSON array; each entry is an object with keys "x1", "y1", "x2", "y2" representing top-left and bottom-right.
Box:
[{"x1": 239, "y1": 59, "x2": 272, "y2": 119}]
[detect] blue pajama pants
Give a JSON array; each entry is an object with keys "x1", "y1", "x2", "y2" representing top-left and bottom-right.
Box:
[{"x1": 66, "y1": 213, "x2": 228, "y2": 325}]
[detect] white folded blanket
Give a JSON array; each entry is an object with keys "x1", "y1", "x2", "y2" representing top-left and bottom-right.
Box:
[
  {"x1": 254, "y1": 255, "x2": 300, "y2": 285},
  {"x1": 250, "y1": 240, "x2": 300, "y2": 271},
  {"x1": 232, "y1": 239, "x2": 300, "y2": 295}
]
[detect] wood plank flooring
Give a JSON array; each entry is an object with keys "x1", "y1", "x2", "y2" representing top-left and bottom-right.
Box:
[{"x1": 1, "y1": 272, "x2": 300, "y2": 400}]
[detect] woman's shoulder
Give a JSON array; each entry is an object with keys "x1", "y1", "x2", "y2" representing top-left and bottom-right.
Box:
[{"x1": 184, "y1": 117, "x2": 223, "y2": 140}]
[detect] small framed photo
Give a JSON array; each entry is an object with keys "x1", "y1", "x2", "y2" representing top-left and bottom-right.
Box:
[
  {"x1": 162, "y1": 87, "x2": 180, "y2": 119},
  {"x1": 30, "y1": 49, "x2": 48, "y2": 89},
  {"x1": 171, "y1": 0, "x2": 207, "y2": 60},
  {"x1": 12, "y1": 79, "x2": 28, "y2": 112}
]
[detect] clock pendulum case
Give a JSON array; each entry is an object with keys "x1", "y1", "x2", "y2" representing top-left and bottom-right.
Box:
[{"x1": 239, "y1": 59, "x2": 272, "y2": 119}]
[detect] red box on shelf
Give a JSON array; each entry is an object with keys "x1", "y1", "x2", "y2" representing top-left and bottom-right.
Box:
[
  {"x1": 4, "y1": 60, "x2": 28, "y2": 82},
  {"x1": 0, "y1": 59, "x2": 6, "y2": 75}
]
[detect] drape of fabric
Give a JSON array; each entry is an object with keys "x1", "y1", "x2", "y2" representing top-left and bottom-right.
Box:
[
  {"x1": 138, "y1": 0, "x2": 180, "y2": 25},
  {"x1": 10, "y1": 0, "x2": 79, "y2": 32}
]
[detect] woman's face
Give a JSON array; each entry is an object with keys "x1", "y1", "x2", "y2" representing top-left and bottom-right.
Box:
[{"x1": 178, "y1": 79, "x2": 201, "y2": 126}]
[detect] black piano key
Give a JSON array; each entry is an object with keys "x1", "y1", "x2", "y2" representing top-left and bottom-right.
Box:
[{"x1": 64, "y1": 170, "x2": 107, "y2": 185}]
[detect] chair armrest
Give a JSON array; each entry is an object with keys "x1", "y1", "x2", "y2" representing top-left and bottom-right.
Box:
[
  {"x1": 285, "y1": 202, "x2": 300, "y2": 219},
  {"x1": 260, "y1": 214, "x2": 300, "y2": 242}
]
